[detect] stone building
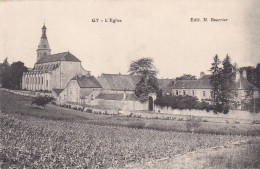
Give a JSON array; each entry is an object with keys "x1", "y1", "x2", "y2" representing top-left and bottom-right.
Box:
[
  {"x1": 54, "y1": 75, "x2": 102, "y2": 105},
  {"x1": 171, "y1": 71, "x2": 259, "y2": 108},
  {"x1": 22, "y1": 25, "x2": 90, "y2": 91}
]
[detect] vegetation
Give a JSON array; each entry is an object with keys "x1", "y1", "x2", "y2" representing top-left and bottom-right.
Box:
[
  {"x1": 154, "y1": 95, "x2": 214, "y2": 112},
  {"x1": 0, "y1": 58, "x2": 28, "y2": 89},
  {"x1": 128, "y1": 57, "x2": 161, "y2": 102},
  {"x1": 175, "y1": 74, "x2": 197, "y2": 80},
  {"x1": 0, "y1": 111, "x2": 251, "y2": 168},
  {"x1": 209, "y1": 55, "x2": 237, "y2": 113},
  {"x1": 31, "y1": 95, "x2": 55, "y2": 109},
  {"x1": 1, "y1": 90, "x2": 260, "y2": 168}
]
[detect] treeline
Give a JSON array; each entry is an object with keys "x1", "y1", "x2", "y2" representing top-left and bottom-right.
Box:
[{"x1": 0, "y1": 58, "x2": 28, "y2": 90}]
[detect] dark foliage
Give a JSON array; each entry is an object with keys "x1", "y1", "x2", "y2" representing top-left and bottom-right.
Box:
[
  {"x1": 31, "y1": 95, "x2": 55, "y2": 109},
  {"x1": 175, "y1": 74, "x2": 197, "y2": 80},
  {"x1": 129, "y1": 57, "x2": 160, "y2": 103},
  {"x1": 154, "y1": 95, "x2": 216, "y2": 112},
  {"x1": 0, "y1": 58, "x2": 28, "y2": 89}
]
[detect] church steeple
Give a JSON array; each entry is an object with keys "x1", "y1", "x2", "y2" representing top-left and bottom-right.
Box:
[{"x1": 37, "y1": 24, "x2": 51, "y2": 62}]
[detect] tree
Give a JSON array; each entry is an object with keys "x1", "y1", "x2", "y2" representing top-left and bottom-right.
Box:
[
  {"x1": 219, "y1": 55, "x2": 237, "y2": 111},
  {"x1": 209, "y1": 54, "x2": 222, "y2": 111},
  {"x1": 9, "y1": 61, "x2": 28, "y2": 89},
  {"x1": 0, "y1": 58, "x2": 11, "y2": 88},
  {"x1": 128, "y1": 57, "x2": 159, "y2": 102},
  {"x1": 176, "y1": 74, "x2": 197, "y2": 80}
]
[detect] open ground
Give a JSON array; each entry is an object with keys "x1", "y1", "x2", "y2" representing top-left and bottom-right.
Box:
[{"x1": 0, "y1": 90, "x2": 260, "y2": 168}]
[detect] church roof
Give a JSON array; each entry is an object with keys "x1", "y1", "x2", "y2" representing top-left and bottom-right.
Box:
[
  {"x1": 36, "y1": 52, "x2": 81, "y2": 64},
  {"x1": 97, "y1": 74, "x2": 141, "y2": 91},
  {"x1": 72, "y1": 75, "x2": 102, "y2": 88}
]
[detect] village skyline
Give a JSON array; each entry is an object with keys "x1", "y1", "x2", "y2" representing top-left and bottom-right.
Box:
[{"x1": 0, "y1": 1, "x2": 260, "y2": 79}]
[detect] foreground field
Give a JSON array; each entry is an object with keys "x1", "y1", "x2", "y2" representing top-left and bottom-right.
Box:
[
  {"x1": 0, "y1": 112, "x2": 252, "y2": 168},
  {"x1": 0, "y1": 90, "x2": 260, "y2": 168}
]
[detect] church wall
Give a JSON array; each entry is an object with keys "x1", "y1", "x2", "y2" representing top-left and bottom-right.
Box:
[{"x1": 59, "y1": 62, "x2": 90, "y2": 90}]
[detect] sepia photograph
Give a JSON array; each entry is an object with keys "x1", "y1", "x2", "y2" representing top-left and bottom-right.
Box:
[{"x1": 0, "y1": 0, "x2": 260, "y2": 168}]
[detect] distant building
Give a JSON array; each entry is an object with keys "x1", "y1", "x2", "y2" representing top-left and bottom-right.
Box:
[
  {"x1": 171, "y1": 70, "x2": 259, "y2": 109},
  {"x1": 22, "y1": 25, "x2": 90, "y2": 91}
]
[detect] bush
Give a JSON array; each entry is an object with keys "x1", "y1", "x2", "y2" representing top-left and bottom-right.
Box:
[
  {"x1": 155, "y1": 95, "x2": 215, "y2": 112},
  {"x1": 31, "y1": 95, "x2": 55, "y2": 109}
]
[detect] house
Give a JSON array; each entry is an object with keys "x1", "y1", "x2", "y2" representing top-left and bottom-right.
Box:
[
  {"x1": 171, "y1": 71, "x2": 259, "y2": 108},
  {"x1": 22, "y1": 25, "x2": 90, "y2": 91},
  {"x1": 54, "y1": 75, "x2": 102, "y2": 105}
]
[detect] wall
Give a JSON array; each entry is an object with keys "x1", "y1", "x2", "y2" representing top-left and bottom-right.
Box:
[
  {"x1": 58, "y1": 62, "x2": 90, "y2": 90},
  {"x1": 58, "y1": 79, "x2": 80, "y2": 104},
  {"x1": 155, "y1": 106, "x2": 260, "y2": 120},
  {"x1": 87, "y1": 99, "x2": 147, "y2": 111}
]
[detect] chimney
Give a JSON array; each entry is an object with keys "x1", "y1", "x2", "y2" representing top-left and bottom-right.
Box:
[
  {"x1": 200, "y1": 72, "x2": 205, "y2": 78},
  {"x1": 235, "y1": 71, "x2": 240, "y2": 82},
  {"x1": 242, "y1": 70, "x2": 247, "y2": 79}
]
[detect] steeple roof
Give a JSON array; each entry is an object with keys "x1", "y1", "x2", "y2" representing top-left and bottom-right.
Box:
[{"x1": 37, "y1": 24, "x2": 50, "y2": 49}]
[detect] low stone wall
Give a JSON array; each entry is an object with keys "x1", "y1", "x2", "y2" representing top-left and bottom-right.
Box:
[
  {"x1": 154, "y1": 106, "x2": 260, "y2": 121},
  {"x1": 93, "y1": 99, "x2": 147, "y2": 111}
]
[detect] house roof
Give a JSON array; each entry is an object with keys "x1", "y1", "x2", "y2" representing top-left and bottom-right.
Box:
[
  {"x1": 52, "y1": 88, "x2": 64, "y2": 96},
  {"x1": 36, "y1": 52, "x2": 81, "y2": 64},
  {"x1": 237, "y1": 76, "x2": 258, "y2": 90},
  {"x1": 158, "y1": 79, "x2": 174, "y2": 93},
  {"x1": 72, "y1": 75, "x2": 102, "y2": 88},
  {"x1": 172, "y1": 74, "x2": 259, "y2": 90},
  {"x1": 97, "y1": 74, "x2": 141, "y2": 91}
]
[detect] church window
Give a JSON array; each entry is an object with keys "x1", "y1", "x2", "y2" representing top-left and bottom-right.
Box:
[
  {"x1": 36, "y1": 77, "x2": 37, "y2": 84},
  {"x1": 42, "y1": 77, "x2": 43, "y2": 84},
  {"x1": 46, "y1": 80, "x2": 48, "y2": 87},
  {"x1": 44, "y1": 45, "x2": 46, "y2": 48},
  {"x1": 203, "y1": 91, "x2": 206, "y2": 97},
  {"x1": 176, "y1": 90, "x2": 178, "y2": 96},
  {"x1": 192, "y1": 90, "x2": 195, "y2": 96},
  {"x1": 183, "y1": 90, "x2": 186, "y2": 95},
  {"x1": 38, "y1": 77, "x2": 40, "y2": 84}
]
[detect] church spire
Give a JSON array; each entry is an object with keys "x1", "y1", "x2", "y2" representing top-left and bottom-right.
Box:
[{"x1": 37, "y1": 24, "x2": 51, "y2": 62}]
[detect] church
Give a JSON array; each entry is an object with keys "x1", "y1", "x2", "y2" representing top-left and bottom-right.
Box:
[{"x1": 22, "y1": 25, "x2": 90, "y2": 91}]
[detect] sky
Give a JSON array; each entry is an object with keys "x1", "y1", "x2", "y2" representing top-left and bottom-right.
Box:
[{"x1": 0, "y1": 0, "x2": 259, "y2": 79}]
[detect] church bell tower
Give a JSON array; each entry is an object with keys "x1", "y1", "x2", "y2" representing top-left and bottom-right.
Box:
[{"x1": 36, "y1": 24, "x2": 51, "y2": 62}]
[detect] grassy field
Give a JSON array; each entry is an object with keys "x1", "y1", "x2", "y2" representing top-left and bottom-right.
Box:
[{"x1": 0, "y1": 90, "x2": 260, "y2": 168}]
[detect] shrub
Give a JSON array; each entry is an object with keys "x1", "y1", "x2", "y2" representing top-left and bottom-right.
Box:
[
  {"x1": 31, "y1": 95, "x2": 55, "y2": 109},
  {"x1": 155, "y1": 95, "x2": 216, "y2": 112}
]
